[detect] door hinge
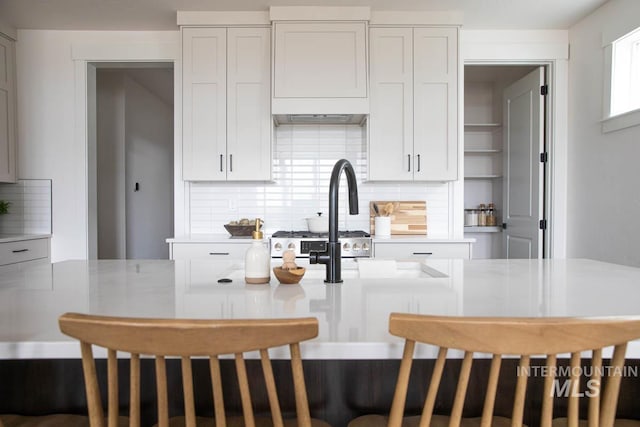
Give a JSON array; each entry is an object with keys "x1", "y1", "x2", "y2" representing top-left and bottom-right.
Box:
[
  {"x1": 541, "y1": 85, "x2": 549, "y2": 96},
  {"x1": 540, "y1": 152, "x2": 548, "y2": 163},
  {"x1": 540, "y1": 219, "x2": 547, "y2": 230}
]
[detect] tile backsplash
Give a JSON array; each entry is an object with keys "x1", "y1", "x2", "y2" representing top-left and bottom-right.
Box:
[
  {"x1": 189, "y1": 124, "x2": 450, "y2": 237},
  {"x1": 0, "y1": 179, "x2": 52, "y2": 235}
]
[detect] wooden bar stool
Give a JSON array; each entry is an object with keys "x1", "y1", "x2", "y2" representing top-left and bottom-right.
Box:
[
  {"x1": 58, "y1": 313, "x2": 330, "y2": 427},
  {"x1": 349, "y1": 313, "x2": 640, "y2": 427}
]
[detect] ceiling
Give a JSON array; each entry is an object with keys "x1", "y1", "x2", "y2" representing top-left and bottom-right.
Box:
[{"x1": 0, "y1": 0, "x2": 608, "y2": 31}]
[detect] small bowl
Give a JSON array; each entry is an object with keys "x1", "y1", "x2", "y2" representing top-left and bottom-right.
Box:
[
  {"x1": 273, "y1": 266, "x2": 306, "y2": 284},
  {"x1": 224, "y1": 224, "x2": 260, "y2": 237}
]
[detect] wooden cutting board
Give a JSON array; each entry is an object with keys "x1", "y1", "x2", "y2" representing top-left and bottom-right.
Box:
[{"x1": 369, "y1": 201, "x2": 427, "y2": 235}]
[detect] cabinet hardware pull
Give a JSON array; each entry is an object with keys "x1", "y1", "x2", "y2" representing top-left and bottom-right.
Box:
[
  {"x1": 408, "y1": 154, "x2": 411, "y2": 172},
  {"x1": 209, "y1": 252, "x2": 230, "y2": 256},
  {"x1": 417, "y1": 154, "x2": 421, "y2": 172},
  {"x1": 229, "y1": 154, "x2": 233, "y2": 172},
  {"x1": 12, "y1": 249, "x2": 29, "y2": 253},
  {"x1": 220, "y1": 154, "x2": 224, "y2": 172},
  {"x1": 412, "y1": 252, "x2": 433, "y2": 255}
]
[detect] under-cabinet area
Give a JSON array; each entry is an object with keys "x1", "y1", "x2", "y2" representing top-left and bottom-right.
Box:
[{"x1": 463, "y1": 65, "x2": 539, "y2": 259}]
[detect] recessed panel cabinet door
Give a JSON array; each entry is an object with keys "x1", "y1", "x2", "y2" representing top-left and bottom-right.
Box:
[
  {"x1": 182, "y1": 28, "x2": 227, "y2": 181},
  {"x1": 368, "y1": 28, "x2": 413, "y2": 181},
  {"x1": 0, "y1": 35, "x2": 17, "y2": 183},
  {"x1": 413, "y1": 27, "x2": 458, "y2": 181},
  {"x1": 227, "y1": 27, "x2": 271, "y2": 181},
  {"x1": 273, "y1": 22, "x2": 367, "y2": 98}
]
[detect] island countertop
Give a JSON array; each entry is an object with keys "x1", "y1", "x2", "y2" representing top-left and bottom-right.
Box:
[{"x1": 2, "y1": 258, "x2": 640, "y2": 360}]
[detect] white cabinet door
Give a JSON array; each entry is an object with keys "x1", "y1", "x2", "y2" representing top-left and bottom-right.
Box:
[
  {"x1": 374, "y1": 242, "x2": 471, "y2": 259},
  {"x1": 273, "y1": 22, "x2": 367, "y2": 99},
  {"x1": 170, "y1": 242, "x2": 251, "y2": 260},
  {"x1": 368, "y1": 28, "x2": 413, "y2": 181},
  {"x1": 0, "y1": 35, "x2": 17, "y2": 183},
  {"x1": 227, "y1": 27, "x2": 271, "y2": 181},
  {"x1": 413, "y1": 27, "x2": 458, "y2": 181},
  {"x1": 368, "y1": 27, "x2": 459, "y2": 182},
  {"x1": 182, "y1": 27, "x2": 227, "y2": 181}
]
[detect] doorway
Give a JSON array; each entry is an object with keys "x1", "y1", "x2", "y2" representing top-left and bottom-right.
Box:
[
  {"x1": 463, "y1": 65, "x2": 548, "y2": 259},
  {"x1": 88, "y1": 63, "x2": 174, "y2": 259}
]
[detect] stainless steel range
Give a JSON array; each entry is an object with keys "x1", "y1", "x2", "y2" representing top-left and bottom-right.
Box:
[{"x1": 270, "y1": 230, "x2": 372, "y2": 258}]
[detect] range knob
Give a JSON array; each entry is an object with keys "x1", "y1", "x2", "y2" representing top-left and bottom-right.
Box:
[
  {"x1": 362, "y1": 242, "x2": 370, "y2": 251},
  {"x1": 342, "y1": 243, "x2": 351, "y2": 251},
  {"x1": 287, "y1": 242, "x2": 296, "y2": 250},
  {"x1": 274, "y1": 243, "x2": 282, "y2": 251},
  {"x1": 352, "y1": 243, "x2": 360, "y2": 251}
]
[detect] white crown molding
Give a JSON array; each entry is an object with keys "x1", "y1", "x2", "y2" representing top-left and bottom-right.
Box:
[
  {"x1": 177, "y1": 11, "x2": 270, "y2": 26},
  {"x1": 269, "y1": 6, "x2": 370, "y2": 21}
]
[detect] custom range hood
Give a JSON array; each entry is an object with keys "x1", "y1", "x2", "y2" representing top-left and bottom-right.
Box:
[{"x1": 270, "y1": 6, "x2": 370, "y2": 126}]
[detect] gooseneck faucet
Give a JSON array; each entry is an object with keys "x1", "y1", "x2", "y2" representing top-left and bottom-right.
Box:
[{"x1": 309, "y1": 159, "x2": 359, "y2": 283}]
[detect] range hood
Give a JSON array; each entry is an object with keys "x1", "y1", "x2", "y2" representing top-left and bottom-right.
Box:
[{"x1": 273, "y1": 114, "x2": 367, "y2": 126}]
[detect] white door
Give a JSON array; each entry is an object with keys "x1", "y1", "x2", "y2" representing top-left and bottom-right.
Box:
[
  {"x1": 368, "y1": 27, "x2": 413, "y2": 181},
  {"x1": 502, "y1": 67, "x2": 545, "y2": 259},
  {"x1": 226, "y1": 27, "x2": 271, "y2": 181}
]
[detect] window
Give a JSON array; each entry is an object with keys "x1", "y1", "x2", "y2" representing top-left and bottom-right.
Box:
[
  {"x1": 610, "y1": 27, "x2": 640, "y2": 116},
  {"x1": 603, "y1": 25, "x2": 640, "y2": 133}
]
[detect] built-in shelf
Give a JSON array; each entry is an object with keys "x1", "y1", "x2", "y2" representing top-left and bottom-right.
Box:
[
  {"x1": 464, "y1": 149, "x2": 502, "y2": 154},
  {"x1": 464, "y1": 175, "x2": 503, "y2": 179},
  {"x1": 464, "y1": 226, "x2": 502, "y2": 233}
]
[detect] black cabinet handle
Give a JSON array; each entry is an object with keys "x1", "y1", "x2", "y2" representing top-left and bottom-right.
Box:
[
  {"x1": 417, "y1": 154, "x2": 421, "y2": 172},
  {"x1": 134, "y1": 182, "x2": 139, "y2": 192},
  {"x1": 12, "y1": 249, "x2": 29, "y2": 253},
  {"x1": 229, "y1": 154, "x2": 233, "y2": 172},
  {"x1": 412, "y1": 252, "x2": 433, "y2": 256},
  {"x1": 220, "y1": 154, "x2": 224, "y2": 172},
  {"x1": 408, "y1": 154, "x2": 411, "y2": 172},
  {"x1": 209, "y1": 252, "x2": 230, "y2": 256}
]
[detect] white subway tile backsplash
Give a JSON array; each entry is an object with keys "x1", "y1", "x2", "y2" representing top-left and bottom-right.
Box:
[
  {"x1": 0, "y1": 179, "x2": 52, "y2": 235},
  {"x1": 189, "y1": 124, "x2": 450, "y2": 236}
]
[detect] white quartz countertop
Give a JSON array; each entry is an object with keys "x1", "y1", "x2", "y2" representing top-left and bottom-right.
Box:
[
  {"x1": 0, "y1": 234, "x2": 51, "y2": 243},
  {"x1": 167, "y1": 234, "x2": 474, "y2": 243},
  {"x1": 2, "y1": 258, "x2": 640, "y2": 360}
]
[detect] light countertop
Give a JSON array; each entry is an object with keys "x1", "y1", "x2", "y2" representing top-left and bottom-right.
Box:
[
  {"x1": 167, "y1": 234, "x2": 474, "y2": 244},
  {"x1": 0, "y1": 234, "x2": 51, "y2": 243},
  {"x1": 1, "y1": 258, "x2": 640, "y2": 360}
]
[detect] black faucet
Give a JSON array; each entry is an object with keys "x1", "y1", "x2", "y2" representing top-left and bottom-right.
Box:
[{"x1": 309, "y1": 159, "x2": 359, "y2": 283}]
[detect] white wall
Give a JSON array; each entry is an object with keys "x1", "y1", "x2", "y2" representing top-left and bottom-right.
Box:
[
  {"x1": 15, "y1": 30, "x2": 178, "y2": 262},
  {"x1": 96, "y1": 70, "x2": 126, "y2": 259},
  {"x1": 124, "y1": 74, "x2": 174, "y2": 259},
  {"x1": 568, "y1": 0, "x2": 640, "y2": 266}
]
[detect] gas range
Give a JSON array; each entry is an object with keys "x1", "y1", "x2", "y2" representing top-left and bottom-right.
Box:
[{"x1": 270, "y1": 230, "x2": 372, "y2": 258}]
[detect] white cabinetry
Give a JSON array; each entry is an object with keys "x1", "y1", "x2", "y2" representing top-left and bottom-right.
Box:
[
  {"x1": 373, "y1": 241, "x2": 471, "y2": 259},
  {"x1": 0, "y1": 34, "x2": 17, "y2": 183},
  {"x1": 272, "y1": 22, "x2": 368, "y2": 114},
  {"x1": 0, "y1": 237, "x2": 51, "y2": 267},
  {"x1": 170, "y1": 241, "x2": 252, "y2": 260},
  {"x1": 182, "y1": 27, "x2": 271, "y2": 181},
  {"x1": 369, "y1": 27, "x2": 458, "y2": 181}
]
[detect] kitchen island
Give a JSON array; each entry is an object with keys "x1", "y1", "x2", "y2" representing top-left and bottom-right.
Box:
[{"x1": 2, "y1": 258, "x2": 640, "y2": 426}]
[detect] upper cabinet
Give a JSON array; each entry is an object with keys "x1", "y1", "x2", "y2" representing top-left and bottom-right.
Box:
[
  {"x1": 182, "y1": 26, "x2": 271, "y2": 181},
  {"x1": 273, "y1": 22, "x2": 367, "y2": 99},
  {"x1": 0, "y1": 33, "x2": 17, "y2": 183},
  {"x1": 368, "y1": 26, "x2": 459, "y2": 181},
  {"x1": 271, "y1": 13, "x2": 369, "y2": 115}
]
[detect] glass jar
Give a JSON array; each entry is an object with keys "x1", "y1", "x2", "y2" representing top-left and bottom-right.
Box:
[
  {"x1": 486, "y1": 203, "x2": 497, "y2": 226},
  {"x1": 477, "y1": 204, "x2": 487, "y2": 226},
  {"x1": 464, "y1": 209, "x2": 478, "y2": 226}
]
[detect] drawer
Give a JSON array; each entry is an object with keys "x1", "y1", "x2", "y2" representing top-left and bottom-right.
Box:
[
  {"x1": 170, "y1": 242, "x2": 252, "y2": 260},
  {"x1": 0, "y1": 238, "x2": 51, "y2": 266},
  {"x1": 374, "y1": 242, "x2": 471, "y2": 259}
]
